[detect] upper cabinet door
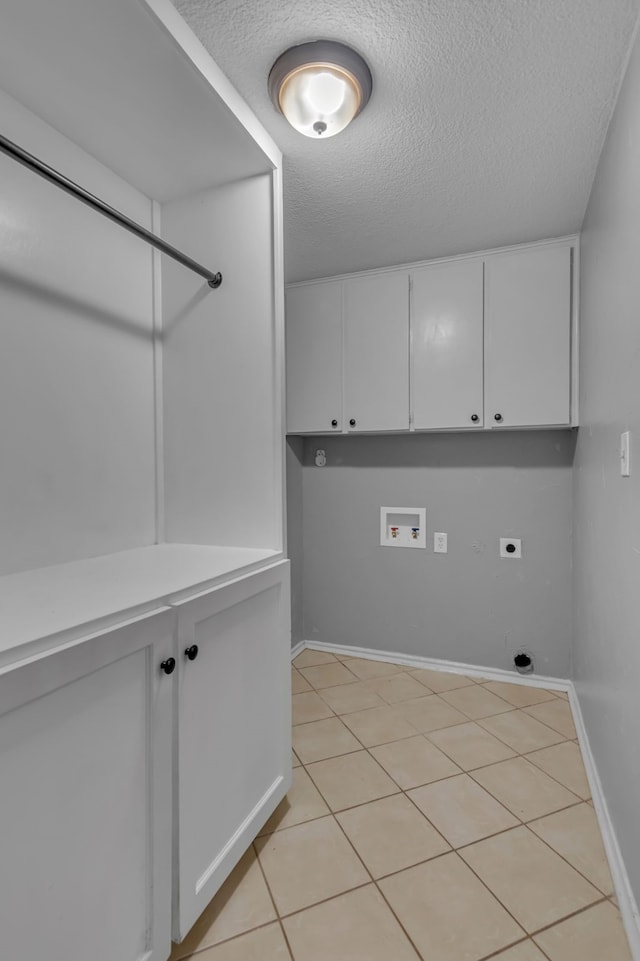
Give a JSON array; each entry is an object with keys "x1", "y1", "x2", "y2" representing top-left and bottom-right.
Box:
[
  {"x1": 343, "y1": 271, "x2": 410, "y2": 431},
  {"x1": 285, "y1": 281, "x2": 343, "y2": 433},
  {"x1": 485, "y1": 245, "x2": 571, "y2": 428},
  {"x1": 412, "y1": 259, "x2": 484, "y2": 430}
]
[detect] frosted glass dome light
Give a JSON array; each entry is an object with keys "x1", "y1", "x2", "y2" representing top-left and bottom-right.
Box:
[{"x1": 268, "y1": 41, "x2": 372, "y2": 139}]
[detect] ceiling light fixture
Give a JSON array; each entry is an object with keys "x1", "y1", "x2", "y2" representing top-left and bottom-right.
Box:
[{"x1": 268, "y1": 40, "x2": 372, "y2": 139}]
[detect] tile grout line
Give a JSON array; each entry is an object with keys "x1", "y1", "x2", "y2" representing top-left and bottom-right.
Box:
[
  {"x1": 264, "y1": 703, "x2": 428, "y2": 958},
  {"x1": 478, "y1": 933, "x2": 560, "y2": 961},
  {"x1": 520, "y1": 744, "x2": 592, "y2": 801},
  {"x1": 297, "y1": 672, "x2": 581, "y2": 832},
  {"x1": 452, "y1": 746, "x2": 614, "y2": 898},
  {"x1": 475, "y1": 936, "x2": 544, "y2": 961},
  {"x1": 465, "y1": 764, "x2": 582, "y2": 823},
  {"x1": 515, "y1": 703, "x2": 579, "y2": 742},
  {"x1": 529, "y1": 894, "x2": 611, "y2": 939},
  {"x1": 291, "y1": 660, "x2": 615, "y2": 947},
  {"x1": 257, "y1": 777, "x2": 425, "y2": 959},
  {"x1": 293, "y1": 673, "x2": 616, "y2": 933},
  {"x1": 522, "y1": 818, "x2": 614, "y2": 900},
  {"x1": 179, "y1": 658, "x2": 621, "y2": 961},
  {"x1": 170, "y1": 917, "x2": 288, "y2": 961},
  {"x1": 295, "y1": 738, "x2": 563, "y2": 953},
  {"x1": 298, "y1": 754, "x2": 610, "y2": 903},
  {"x1": 454, "y1": 829, "x2": 608, "y2": 946},
  {"x1": 297, "y1": 676, "x2": 578, "y2": 807},
  {"x1": 472, "y1": 716, "x2": 570, "y2": 754},
  {"x1": 296, "y1": 653, "x2": 563, "y2": 713},
  {"x1": 270, "y1": 879, "x2": 373, "y2": 923},
  {"x1": 250, "y1": 838, "x2": 297, "y2": 961},
  {"x1": 285, "y1": 681, "x2": 466, "y2": 961},
  {"x1": 371, "y1": 845, "x2": 526, "y2": 956},
  {"x1": 299, "y1": 647, "x2": 571, "y2": 697},
  {"x1": 294, "y1": 685, "x2": 524, "y2": 761},
  {"x1": 265, "y1": 775, "x2": 592, "y2": 882},
  {"x1": 266, "y1": 793, "x2": 610, "y2": 960},
  {"x1": 443, "y1": 749, "x2": 613, "y2": 898},
  {"x1": 299, "y1": 668, "x2": 573, "y2": 768},
  {"x1": 303, "y1": 783, "x2": 432, "y2": 961},
  {"x1": 296, "y1": 659, "x2": 362, "y2": 686}
]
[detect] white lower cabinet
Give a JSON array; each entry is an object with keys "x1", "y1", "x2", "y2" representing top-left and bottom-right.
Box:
[
  {"x1": 171, "y1": 561, "x2": 292, "y2": 941},
  {"x1": 0, "y1": 562, "x2": 291, "y2": 960},
  {"x1": 0, "y1": 609, "x2": 175, "y2": 961}
]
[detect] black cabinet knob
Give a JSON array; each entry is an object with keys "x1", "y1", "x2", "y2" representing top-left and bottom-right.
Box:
[
  {"x1": 494, "y1": 413, "x2": 503, "y2": 422},
  {"x1": 349, "y1": 418, "x2": 356, "y2": 427},
  {"x1": 470, "y1": 414, "x2": 479, "y2": 423},
  {"x1": 331, "y1": 419, "x2": 338, "y2": 427},
  {"x1": 185, "y1": 645, "x2": 199, "y2": 661},
  {"x1": 160, "y1": 657, "x2": 176, "y2": 675}
]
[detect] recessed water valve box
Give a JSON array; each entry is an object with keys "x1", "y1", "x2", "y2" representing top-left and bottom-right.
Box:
[{"x1": 380, "y1": 507, "x2": 426, "y2": 548}]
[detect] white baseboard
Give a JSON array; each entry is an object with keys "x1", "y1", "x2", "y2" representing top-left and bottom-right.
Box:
[
  {"x1": 291, "y1": 639, "x2": 640, "y2": 957},
  {"x1": 293, "y1": 639, "x2": 570, "y2": 692},
  {"x1": 569, "y1": 687, "x2": 640, "y2": 961},
  {"x1": 290, "y1": 639, "x2": 306, "y2": 660}
]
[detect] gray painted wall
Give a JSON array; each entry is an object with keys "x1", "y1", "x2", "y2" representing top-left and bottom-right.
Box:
[
  {"x1": 294, "y1": 431, "x2": 574, "y2": 677},
  {"x1": 573, "y1": 26, "x2": 640, "y2": 905},
  {"x1": 286, "y1": 437, "x2": 305, "y2": 644}
]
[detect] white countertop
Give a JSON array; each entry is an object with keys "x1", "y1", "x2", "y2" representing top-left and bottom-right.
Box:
[{"x1": 0, "y1": 543, "x2": 282, "y2": 670}]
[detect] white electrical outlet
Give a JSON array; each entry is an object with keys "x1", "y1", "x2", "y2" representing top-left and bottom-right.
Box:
[
  {"x1": 434, "y1": 532, "x2": 447, "y2": 553},
  {"x1": 500, "y1": 537, "x2": 522, "y2": 558}
]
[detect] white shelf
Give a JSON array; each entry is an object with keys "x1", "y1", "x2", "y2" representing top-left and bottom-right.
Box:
[
  {"x1": 0, "y1": 0, "x2": 278, "y2": 202},
  {"x1": 0, "y1": 544, "x2": 281, "y2": 670}
]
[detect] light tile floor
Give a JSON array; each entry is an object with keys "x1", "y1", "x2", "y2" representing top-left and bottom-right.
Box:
[{"x1": 169, "y1": 650, "x2": 632, "y2": 961}]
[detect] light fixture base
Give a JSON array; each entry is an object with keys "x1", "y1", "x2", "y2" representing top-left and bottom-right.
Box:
[{"x1": 268, "y1": 40, "x2": 372, "y2": 139}]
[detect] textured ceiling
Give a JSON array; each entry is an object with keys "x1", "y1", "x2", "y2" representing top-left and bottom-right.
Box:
[{"x1": 172, "y1": 0, "x2": 639, "y2": 282}]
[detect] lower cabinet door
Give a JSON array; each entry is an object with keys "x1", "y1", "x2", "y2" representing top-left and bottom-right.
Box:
[
  {"x1": 172, "y1": 561, "x2": 292, "y2": 941},
  {"x1": 0, "y1": 608, "x2": 175, "y2": 961}
]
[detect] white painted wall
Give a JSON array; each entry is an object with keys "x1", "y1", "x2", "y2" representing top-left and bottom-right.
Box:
[
  {"x1": 573, "y1": 25, "x2": 640, "y2": 906},
  {"x1": 286, "y1": 437, "x2": 305, "y2": 643},
  {"x1": 0, "y1": 90, "x2": 156, "y2": 575},
  {"x1": 161, "y1": 173, "x2": 283, "y2": 551}
]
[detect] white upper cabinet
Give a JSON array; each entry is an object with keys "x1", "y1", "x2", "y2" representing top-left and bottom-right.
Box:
[
  {"x1": 343, "y1": 271, "x2": 410, "y2": 431},
  {"x1": 285, "y1": 272, "x2": 410, "y2": 433},
  {"x1": 485, "y1": 244, "x2": 572, "y2": 428},
  {"x1": 412, "y1": 259, "x2": 484, "y2": 430},
  {"x1": 285, "y1": 239, "x2": 575, "y2": 435},
  {"x1": 286, "y1": 281, "x2": 343, "y2": 433}
]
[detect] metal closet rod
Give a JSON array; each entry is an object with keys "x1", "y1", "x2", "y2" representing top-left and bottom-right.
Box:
[{"x1": 0, "y1": 133, "x2": 222, "y2": 289}]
